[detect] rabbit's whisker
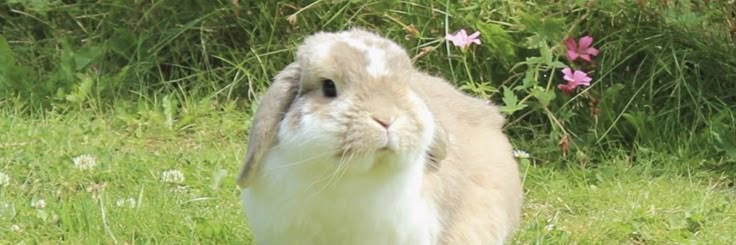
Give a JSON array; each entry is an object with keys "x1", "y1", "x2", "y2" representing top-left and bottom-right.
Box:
[
  {"x1": 329, "y1": 149, "x2": 360, "y2": 189},
  {"x1": 270, "y1": 150, "x2": 335, "y2": 170}
]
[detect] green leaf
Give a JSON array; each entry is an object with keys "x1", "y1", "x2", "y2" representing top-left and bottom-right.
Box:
[
  {"x1": 622, "y1": 111, "x2": 646, "y2": 134},
  {"x1": 604, "y1": 84, "x2": 626, "y2": 97},
  {"x1": 459, "y1": 81, "x2": 498, "y2": 99},
  {"x1": 599, "y1": 83, "x2": 626, "y2": 108},
  {"x1": 540, "y1": 43, "x2": 553, "y2": 64},
  {"x1": 550, "y1": 61, "x2": 568, "y2": 69},
  {"x1": 522, "y1": 69, "x2": 538, "y2": 89},
  {"x1": 65, "y1": 74, "x2": 94, "y2": 104},
  {"x1": 109, "y1": 65, "x2": 131, "y2": 89},
  {"x1": 60, "y1": 39, "x2": 76, "y2": 80},
  {"x1": 0, "y1": 35, "x2": 16, "y2": 68},
  {"x1": 519, "y1": 13, "x2": 566, "y2": 48},
  {"x1": 524, "y1": 35, "x2": 547, "y2": 49},
  {"x1": 519, "y1": 56, "x2": 542, "y2": 66},
  {"x1": 475, "y1": 21, "x2": 516, "y2": 65},
  {"x1": 531, "y1": 86, "x2": 556, "y2": 107},
  {"x1": 710, "y1": 113, "x2": 736, "y2": 159},
  {"x1": 74, "y1": 45, "x2": 105, "y2": 70},
  {"x1": 7, "y1": 0, "x2": 57, "y2": 15},
  {"x1": 538, "y1": 43, "x2": 567, "y2": 68},
  {"x1": 110, "y1": 28, "x2": 136, "y2": 57},
  {"x1": 500, "y1": 86, "x2": 527, "y2": 115}
]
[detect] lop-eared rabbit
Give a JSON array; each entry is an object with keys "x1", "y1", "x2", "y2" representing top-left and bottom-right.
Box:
[{"x1": 237, "y1": 28, "x2": 523, "y2": 245}]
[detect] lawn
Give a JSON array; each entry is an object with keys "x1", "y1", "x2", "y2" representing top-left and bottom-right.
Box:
[
  {"x1": 1, "y1": 108, "x2": 734, "y2": 244},
  {"x1": 1, "y1": 0, "x2": 735, "y2": 244}
]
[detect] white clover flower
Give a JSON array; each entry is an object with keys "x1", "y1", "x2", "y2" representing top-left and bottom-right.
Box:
[
  {"x1": 512, "y1": 149, "x2": 530, "y2": 159},
  {"x1": 10, "y1": 224, "x2": 22, "y2": 233},
  {"x1": 161, "y1": 169, "x2": 185, "y2": 184},
  {"x1": 31, "y1": 199, "x2": 46, "y2": 209},
  {"x1": 72, "y1": 154, "x2": 97, "y2": 170},
  {"x1": 544, "y1": 223, "x2": 555, "y2": 231},
  {"x1": 0, "y1": 202, "x2": 15, "y2": 218},
  {"x1": 115, "y1": 198, "x2": 125, "y2": 207},
  {"x1": 171, "y1": 185, "x2": 189, "y2": 193},
  {"x1": 115, "y1": 197, "x2": 137, "y2": 208},
  {"x1": 0, "y1": 171, "x2": 9, "y2": 187}
]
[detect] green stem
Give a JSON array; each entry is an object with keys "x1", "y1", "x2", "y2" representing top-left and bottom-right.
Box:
[{"x1": 462, "y1": 54, "x2": 474, "y2": 84}]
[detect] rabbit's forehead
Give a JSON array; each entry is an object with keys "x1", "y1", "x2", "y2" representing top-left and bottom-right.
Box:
[{"x1": 311, "y1": 34, "x2": 407, "y2": 78}]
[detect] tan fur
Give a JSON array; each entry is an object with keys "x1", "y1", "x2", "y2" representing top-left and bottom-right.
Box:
[
  {"x1": 411, "y1": 72, "x2": 523, "y2": 244},
  {"x1": 239, "y1": 27, "x2": 523, "y2": 244},
  {"x1": 237, "y1": 62, "x2": 300, "y2": 188}
]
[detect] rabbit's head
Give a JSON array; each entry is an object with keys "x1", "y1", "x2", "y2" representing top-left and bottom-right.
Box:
[{"x1": 237, "y1": 28, "x2": 448, "y2": 188}]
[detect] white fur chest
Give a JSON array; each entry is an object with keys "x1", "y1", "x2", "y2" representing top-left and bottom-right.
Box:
[{"x1": 241, "y1": 153, "x2": 440, "y2": 245}]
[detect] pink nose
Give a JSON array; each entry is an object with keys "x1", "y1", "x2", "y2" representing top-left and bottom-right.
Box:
[{"x1": 372, "y1": 117, "x2": 391, "y2": 129}]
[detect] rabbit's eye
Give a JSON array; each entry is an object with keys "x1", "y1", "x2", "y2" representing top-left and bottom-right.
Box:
[{"x1": 322, "y1": 79, "x2": 337, "y2": 98}]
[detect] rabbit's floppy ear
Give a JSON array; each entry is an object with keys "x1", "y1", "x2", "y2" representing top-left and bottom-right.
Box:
[
  {"x1": 426, "y1": 122, "x2": 449, "y2": 172},
  {"x1": 237, "y1": 62, "x2": 301, "y2": 188}
]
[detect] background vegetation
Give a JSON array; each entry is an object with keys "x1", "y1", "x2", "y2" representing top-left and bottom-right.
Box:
[{"x1": 1, "y1": 0, "x2": 735, "y2": 243}]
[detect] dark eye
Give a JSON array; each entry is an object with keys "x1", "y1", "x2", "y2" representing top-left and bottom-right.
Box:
[{"x1": 322, "y1": 79, "x2": 337, "y2": 98}]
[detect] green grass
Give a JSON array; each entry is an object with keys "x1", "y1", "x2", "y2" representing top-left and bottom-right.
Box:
[
  {"x1": 0, "y1": 108, "x2": 252, "y2": 243},
  {"x1": 1, "y1": 107, "x2": 734, "y2": 244},
  {"x1": 519, "y1": 158, "x2": 736, "y2": 243},
  {"x1": 1, "y1": 0, "x2": 735, "y2": 243}
]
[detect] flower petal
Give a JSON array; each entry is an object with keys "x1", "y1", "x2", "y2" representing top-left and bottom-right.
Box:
[
  {"x1": 558, "y1": 83, "x2": 575, "y2": 94},
  {"x1": 445, "y1": 34, "x2": 456, "y2": 41},
  {"x1": 581, "y1": 76, "x2": 592, "y2": 84},
  {"x1": 468, "y1": 31, "x2": 481, "y2": 40},
  {"x1": 567, "y1": 50, "x2": 579, "y2": 61},
  {"x1": 579, "y1": 36, "x2": 594, "y2": 49},
  {"x1": 580, "y1": 54, "x2": 592, "y2": 62},
  {"x1": 573, "y1": 70, "x2": 592, "y2": 84},
  {"x1": 446, "y1": 34, "x2": 464, "y2": 47},
  {"x1": 561, "y1": 68, "x2": 574, "y2": 82},
  {"x1": 585, "y1": 47, "x2": 600, "y2": 56},
  {"x1": 565, "y1": 37, "x2": 577, "y2": 51},
  {"x1": 572, "y1": 70, "x2": 586, "y2": 80},
  {"x1": 458, "y1": 29, "x2": 468, "y2": 39}
]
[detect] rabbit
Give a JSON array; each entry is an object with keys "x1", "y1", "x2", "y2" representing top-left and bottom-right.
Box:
[{"x1": 236, "y1": 27, "x2": 523, "y2": 245}]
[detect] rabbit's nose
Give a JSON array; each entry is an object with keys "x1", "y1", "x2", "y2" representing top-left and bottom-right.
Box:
[{"x1": 372, "y1": 116, "x2": 392, "y2": 129}]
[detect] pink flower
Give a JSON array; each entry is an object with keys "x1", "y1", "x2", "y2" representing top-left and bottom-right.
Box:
[
  {"x1": 562, "y1": 68, "x2": 592, "y2": 86},
  {"x1": 557, "y1": 83, "x2": 576, "y2": 95},
  {"x1": 565, "y1": 36, "x2": 599, "y2": 62},
  {"x1": 558, "y1": 68, "x2": 592, "y2": 94},
  {"x1": 445, "y1": 29, "x2": 481, "y2": 50}
]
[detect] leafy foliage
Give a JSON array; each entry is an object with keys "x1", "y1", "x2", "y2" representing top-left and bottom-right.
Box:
[{"x1": 0, "y1": 0, "x2": 734, "y2": 162}]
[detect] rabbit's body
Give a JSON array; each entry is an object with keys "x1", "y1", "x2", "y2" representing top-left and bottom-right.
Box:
[
  {"x1": 410, "y1": 72, "x2": 523, "y2": 244},
  {"x1": 243, "y1": 151, "x2": 440, "y2": 244},
  {"x1": 238, "y1": 28, "x2": 522, "y2": 245}
]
